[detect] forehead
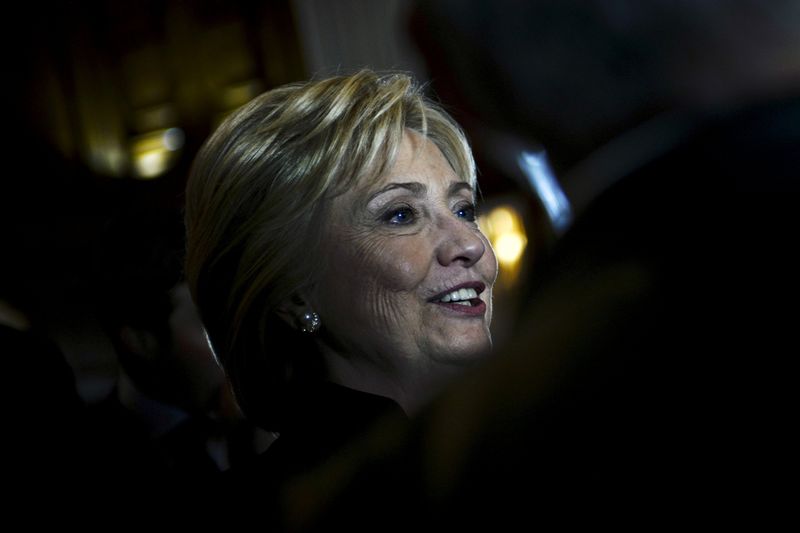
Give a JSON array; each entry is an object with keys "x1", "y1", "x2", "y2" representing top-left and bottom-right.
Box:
[{"x1": 360, "y1": 130, "x2": 471, "y2": 194}]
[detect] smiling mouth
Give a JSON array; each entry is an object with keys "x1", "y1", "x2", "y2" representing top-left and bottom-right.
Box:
[
  {"x1": 428, "y1": 282, "x2": 487, "y2": 315},
  {"x1": 437, "y1": 287, "x2": 480, "y2": 305}
]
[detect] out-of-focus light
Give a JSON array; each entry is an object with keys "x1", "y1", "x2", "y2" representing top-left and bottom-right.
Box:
[
  {"x1": 480, "y1": 205, "x2": 528, "y2": 285},
  {"x1": 495, "y1": 233, "x2": 527, "y2": 266},
  {"x1": 133, "y1": 104, "x2": 178, "y2": 133},
  {"x1": 518, "y1": 151, "x2": 572, "y2": 234},
  {"x1": 163, "y1": 128, "x2": 185, "y2": 151},
  {"x1": 220, "y1": 79, "x2": 264, "y2": 110},
  {"x1": 129, "y1": 127, "x2": 185, "y2": 179},
  {"x1": 89, "y1": 148, "x2": 127, "y2": 177},
  {"x1": 133, "y1": 150, "x2": 170, "y2": 179}
]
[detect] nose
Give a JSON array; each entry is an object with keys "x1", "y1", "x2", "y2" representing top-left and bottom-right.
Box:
[{"x1": 435, "y1": 216, "x2": 487, "y2": 268}]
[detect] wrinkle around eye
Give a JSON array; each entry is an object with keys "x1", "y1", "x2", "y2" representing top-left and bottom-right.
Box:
[
  {"x1": 451, "y1": 200, "x2": 477, "y2": 223},
  {"x1": 455, "y1": 205, "x2": 476, "y2": 222},
  {"x1": 383, "y1": 205, "x2": 417, "y2": 225}
]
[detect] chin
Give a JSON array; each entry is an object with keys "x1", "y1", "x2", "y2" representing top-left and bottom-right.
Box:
[{"x1": 431, "y1": 335, "x2": 493, "y2": 365}]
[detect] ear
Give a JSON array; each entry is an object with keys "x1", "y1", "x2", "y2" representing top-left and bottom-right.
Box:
[
  {"x1": 118, "y1": 326, "x2": 161, "y2": 360},
  {"x1": 274, "y1": 292, "x2": 314, "y2": 331}
]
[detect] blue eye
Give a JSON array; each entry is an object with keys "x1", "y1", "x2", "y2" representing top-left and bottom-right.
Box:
[
  {"x1": 455, "y1": 203, "x2": 477, "y2": 222},
  {"x1": 383, "y1": 206, "x2": 416, "y2": 225}
]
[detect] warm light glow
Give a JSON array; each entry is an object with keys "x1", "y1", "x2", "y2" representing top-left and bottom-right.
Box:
[
  {"x1": 495, "y1": 233, "x2": 527, "y2": 266},
  {"x1": 133, "y1": 104, "x2": 178, "y2": 133},
  {"x1": 133, "y1": 150, "x2": 170, "y2": 179},
  {"x1": 489, "y1": 207, "x2": 515, "y2": 235},
  {"x1": 129, "y1": 128, "x2": 185, "y2": 179},
  {"x1": 220, "y1": 80, "x2": 264, "y2": 110},
  {"x1": 89, "y1": 148, "x2": 127, "y2": 177},
  {"x1": 479, "y1": 205, "x2": 528, "y2": 285}
]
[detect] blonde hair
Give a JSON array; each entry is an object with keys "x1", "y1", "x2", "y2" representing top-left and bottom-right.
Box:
[{"x1": 185, "y1": 70, "x2": 475, "y2": 429}]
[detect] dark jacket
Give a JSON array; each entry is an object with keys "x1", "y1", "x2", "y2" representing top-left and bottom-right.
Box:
[{"x1": 220, "y1": 381, "x2": 407, "y2": 525}]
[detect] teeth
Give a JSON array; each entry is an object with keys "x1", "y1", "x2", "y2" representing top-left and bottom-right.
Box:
[{"x1": 438, "y1": 287, "x2": 478, "y2": 303}]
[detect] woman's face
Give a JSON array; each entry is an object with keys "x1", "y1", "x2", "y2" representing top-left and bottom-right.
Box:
[{"x1": 311, "y1": 130, "x2": 497, "y2": 372}]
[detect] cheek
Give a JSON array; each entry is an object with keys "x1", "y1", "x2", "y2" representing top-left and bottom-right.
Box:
[
  {"x1": 320, "y1": 235, "x2": 430, "y2": 323},
  {"x1": 357, "y1": 235, "x2": 430, "y2": 294}
]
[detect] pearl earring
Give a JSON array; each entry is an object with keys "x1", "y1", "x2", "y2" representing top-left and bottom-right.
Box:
[{"x1": 300, "y1": 311, "x2": 321, "y2": 333}]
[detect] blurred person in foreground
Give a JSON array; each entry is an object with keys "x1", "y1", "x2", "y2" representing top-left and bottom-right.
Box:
[
  {"x1": 184, "y1": 70, "x2": 498, "y2": 506},
  {"x1": 86, "y1": 208, "x2": 271, "y2": 510},
  {"x1": 273, "y1": 0, "x2": 799, "y2": 528}
]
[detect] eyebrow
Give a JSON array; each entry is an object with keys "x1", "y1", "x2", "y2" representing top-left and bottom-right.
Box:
[
  {"x1": 449, "y1": 181, "x2": 474, "y2": 197},
  {"x1": 366, "y1": 182, "x2": 426, "y2": 204},
  {"x1": 367, "y1": 180, "x2": 474, "y2": 205}
]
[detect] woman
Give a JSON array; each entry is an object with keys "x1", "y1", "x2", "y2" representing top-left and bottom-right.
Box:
[{"x1": 184, "y1": 70, "x2": 497, "y2": 480}]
